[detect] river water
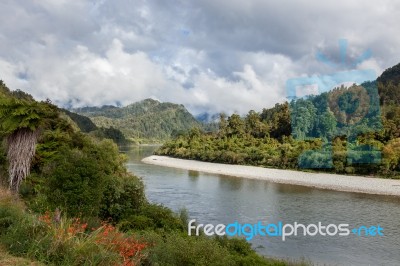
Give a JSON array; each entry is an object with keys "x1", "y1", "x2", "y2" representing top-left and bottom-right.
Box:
[{"x1": 124, "y1": 146, "x2": 400, "y2": 266}]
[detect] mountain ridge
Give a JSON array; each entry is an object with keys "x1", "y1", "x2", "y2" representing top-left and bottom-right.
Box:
[{"x1": 73, "y1": 98, "x2": 202, "y2": 142}]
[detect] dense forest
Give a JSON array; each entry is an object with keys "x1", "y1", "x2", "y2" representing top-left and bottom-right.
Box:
[
  {"x1": 0, "y1": 81, "x2": 302, "y2": 265},
  {"x1": 157, "y1": 63, "x2": 400, "y2": 178},
  {"x1": 74, "y1": 99, "x2": 207, "y2": 143}
]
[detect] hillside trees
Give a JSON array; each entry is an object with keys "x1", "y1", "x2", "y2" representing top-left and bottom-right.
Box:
[
  {"x1": 157, "y1": 72, "x2": 400, "y2": 177},
  {"x1": 75, "y1": 99, "x2": 202, "y2": 141}
]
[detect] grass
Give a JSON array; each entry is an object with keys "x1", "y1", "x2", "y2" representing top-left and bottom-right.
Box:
[
  {"x1": 0, "y1": 189, "x2": 147, "y2": 266},
  {"x1": 0, "y1": 246, "x2": 44, "y2": 266}
]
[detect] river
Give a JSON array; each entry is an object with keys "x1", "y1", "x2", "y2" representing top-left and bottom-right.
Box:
[{"x1": 124, "y1": 145, "x2": 400, "y2": 266}]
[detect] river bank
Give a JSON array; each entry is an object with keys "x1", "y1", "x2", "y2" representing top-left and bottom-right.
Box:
[{"x1": 142, "y1": 155, "x2": 400, "y2": 196}]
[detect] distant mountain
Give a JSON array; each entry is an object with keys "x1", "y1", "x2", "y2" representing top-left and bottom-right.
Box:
[{"x1": 73, "y1": 98, "x2": 202, "y2": 141}]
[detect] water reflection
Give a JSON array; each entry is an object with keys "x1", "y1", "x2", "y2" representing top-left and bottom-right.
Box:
[
  {"x1": 218, "y1": 174, "x2": 243, "y2": 191},
  {"x1": 188, "y1": 170, "x2": 199, "y2": 182},
  {"x1": 274, "y1": 183, "x2": 314, "y2": 194}
]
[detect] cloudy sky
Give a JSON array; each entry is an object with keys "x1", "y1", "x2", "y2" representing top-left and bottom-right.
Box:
[{"x1": 0, "y1": 0, "x2": 399, "y2": 115}]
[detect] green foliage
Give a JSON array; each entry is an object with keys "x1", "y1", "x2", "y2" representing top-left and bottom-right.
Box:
[
  {"x1": 10, "y1": 89, "x2": 35, "y2": 101},
  {"x1": 260, "y1": 103, "x2": 291, "y2": 139},
  {"x1": 118, "y1": 203, "x2": 185, "y2": 232},
  {"x1": 0, "y1": 191, "x2": 47, "y2": 257},
  {"x1": 92, "y1": 126, "x2": 129, "y2": 145},
  {"x1": 43, "y1": 147, "x2": 108, "y2": 217},
  {"x1": 378, "y1": 62, "x2": 400, "y2": 87},
  {"x1": 74, "y1": 98, "x2": 203, "y2": 141},
  {"x1": 142, "y1": 231, "x2": 234, "y2": 266},
  {"x1": 138, "y1": 231, "x2": 300, "y2": 266},
  {"x1": 0, "y1": 81, "x2": 146, "y2": 221},
  {"x1": 100, "y1": 173, "x2": 146, "y2": 222},
  {"x1": 0, "y1": 97, "x2": 55, "y2": 135},
  {"x1": 61, "y1": 109, "x2": 97, "y2": 133},
  {"x1": 381, "y1": 138, "x2": 400, "y2": 176},
  {"x1": 0, "y1": 80, "x2": 11, "y2": 96},
  {"x1": 27, "y1": 132, "x2": 144, "y2": 218},
  {"x1": 156, "y1": 117, "x2": 320, "y2": 170},
  {"x1": 157, "y1": 69, "x2": 400, "y2": 177}
]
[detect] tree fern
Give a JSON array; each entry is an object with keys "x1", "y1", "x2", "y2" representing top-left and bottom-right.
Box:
[{"x1": 0, "y1": 96, "x2": 54, "y2": 192}]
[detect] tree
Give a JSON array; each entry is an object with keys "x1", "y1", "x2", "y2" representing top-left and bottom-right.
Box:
[
  {"x1": 245, "y1": 110, "x2": 269, "y2": 138},
  {"x1": 227, "y1": 114, "x2": 245, "y2": 136},
  {"x1": 0, "y1": 97, "x2": 54, "y2": 192},
  {"x1": 218, "y1": 113, "x2": 228, "y2": 137},
  {"x1": 290, "y1": 99, "x2": 317, "y2": 140},
  {"x1": 315, "y1": 109, "x2": 337, "y2": 140},
  {"x1": 260, "y1": 102, "x2": 291, "y2": 139},
  {"x1": 382, "y1": 138, "x2": 400, "y2": 173}
]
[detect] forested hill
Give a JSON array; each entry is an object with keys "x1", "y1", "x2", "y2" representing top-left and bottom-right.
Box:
[
  {"x1": 73, "y1": 98, "x2": 202, "y2": 142},
  {"x1": 157, "y1": 62, "x2": 400, "y2": 177}
]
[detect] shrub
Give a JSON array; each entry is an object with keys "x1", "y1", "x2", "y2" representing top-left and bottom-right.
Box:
[
  {"x1": 133, "y1": 204, "x2": 184, "y2": 232},
  {"x1": 139, "y1": 231, "x2": 234, "y2": 266},
  {"x1": 137, "y1": 231, "x2": 298, "y2": 266},
  {"x1": 99, "y1": 173, "x2": 146, "y2": 223},
  {"x1": 44, "y1": 148, "x2": 107, "y2": 217},
  {"x1": 118, "y1": 215, "x2": 155, "y2": 231}
]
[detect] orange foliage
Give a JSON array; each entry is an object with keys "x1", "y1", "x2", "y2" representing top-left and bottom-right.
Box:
[
  {"x1": 38, "y1": 211, "x2": 147, "y2": 266},
  {"x1": 95, "y1": 223, "x2": 147, "y2": 266}
]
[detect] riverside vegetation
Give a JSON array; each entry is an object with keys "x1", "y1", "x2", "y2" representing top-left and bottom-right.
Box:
[
  {"x1": 0, "y1": 81, "x2": 306, "y2": 265},
  {"x1": 156, "y1": 63, "x2": 400, "y2": 178}
]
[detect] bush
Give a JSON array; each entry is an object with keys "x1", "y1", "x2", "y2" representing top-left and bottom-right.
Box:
[
  {"x1": 44, "y1": 148, "x2": 107, "y2": 217},
  {"x1": 25, "y1": 130, "x2": 145, "y2": 220},
  {"x1": 118, "y1": 204, "x2": 185, "y2": 232},
  {"x1": 100, "y1": 173, "x2": 146, "y2": 222},
  {"x1": 139, "y1": 231, "x2": 234, "y2": 266},
  {"x1": 118, "y1": 215, "x2": 155, "y2": 231},
  {"x1": 137, "y1": 231, "x2": 296, "y2": 266}
]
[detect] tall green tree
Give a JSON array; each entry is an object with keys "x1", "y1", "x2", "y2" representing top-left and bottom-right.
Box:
[
  {"x1": 260, "y1": 102, "x2": 291, "y2": 139},
  {"x1": 245, "y1": 110, "x2": 269, "y2": 138},
  {"x1": 227, "y1": 114, "x2": 245, "y2": 136},
  {"x1": 0, "y1": 96, "x2": 54, "y2": 192},
  {"x1": 218, "y1": 113, "x2": 228, "y2": 137},
  {"x1": 290, "y1": 99, "x2": 317, "y2": 140}
]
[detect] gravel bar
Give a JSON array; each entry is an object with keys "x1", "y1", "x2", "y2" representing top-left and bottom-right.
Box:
[{"x1": 142, "y1": 155, "x2": 400, "y2": 196}]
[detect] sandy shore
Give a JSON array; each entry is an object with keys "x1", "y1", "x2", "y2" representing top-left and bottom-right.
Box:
[{"x1": 142, "y1": 155, "x2": 400, "y2": 196}]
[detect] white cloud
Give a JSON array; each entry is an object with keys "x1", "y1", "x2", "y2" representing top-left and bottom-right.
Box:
[
  {"x1": 16, "y1": 39, "x2": 177, "y2": 107},
  {"x1": 0, "y1": 0, "x2": 399, "y2": 116}
]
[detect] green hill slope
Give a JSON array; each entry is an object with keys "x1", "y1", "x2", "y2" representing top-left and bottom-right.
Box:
[
  {"x1": 157, "y1": 62, "x2": 400, "y2": 177},
  {"x1": 73, "y1": 98, "x2": 202, "y2": 142}
]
